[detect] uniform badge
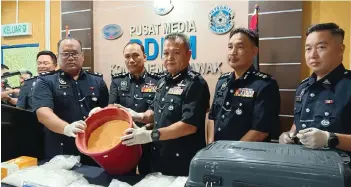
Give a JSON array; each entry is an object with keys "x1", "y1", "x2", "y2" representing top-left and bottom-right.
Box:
[
  {"x1": 323, "y1": 79, "x2": 331, "y2": 85},
  {"x1": 92, "y1": 97, "x2": 97, "y2": 102},
  {"x1": 168, "y1": 105, "x2": 174, "y2": 111},
  {"x1": 32, "y1": 81, "x2": 36, "y2": 87},
  {"x1": 220, "y1": 82, "x2": 227, "y2": 90},
  {"x1": 235, "y1": 108, "x2": 242, "y2": 115},
  {"x1": 177, "y1": 80, "x2": 186, "y2": 87},
  {"x1": 321, "y1": 119, "x2": 330, "y2": 127},
  {"x1": 168, "y1": 86, "x2": 184, "y2": 95},
  {"x1": 141, "y1": 84, "x2": 156, "y2": 93},
  {"x1": 234, "y1": 88, "x2": 254, "y2": 97},
  {"x1": 325, "y1": 100, "x2": 334, "y2": 104},
  {"x1": 121, "y1": 81, "x2": 127, "y2": 88},
  {"x1": 59, "y1": 78, "x2": 66, "y2": 85},
  {"x1": 295, "y1": 96, "x2": 302, "y2": 102}
]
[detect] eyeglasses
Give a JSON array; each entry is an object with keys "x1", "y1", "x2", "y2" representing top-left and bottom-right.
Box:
[
  {"x1": 60, "y1": 52, "x2": 82, "y2": 58},
  {"x1": 37, "y1": 61, "x2": 53, "y2": 66}
]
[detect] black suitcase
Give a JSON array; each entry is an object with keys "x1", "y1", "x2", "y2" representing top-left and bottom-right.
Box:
[{"x1": 186, "y1": 141, "x2": 351, "y2": 187}]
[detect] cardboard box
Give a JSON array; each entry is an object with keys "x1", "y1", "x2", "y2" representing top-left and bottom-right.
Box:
[{"x1": 1, "y1": 156, "x2": 37, "y2": 179}]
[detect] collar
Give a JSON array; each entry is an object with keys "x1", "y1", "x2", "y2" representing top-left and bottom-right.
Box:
[
  {"x1": 165, "y1": 66, "x2": 190, "y2": 83},
  {"x1": 231, "y1": 65, "x2": 257, "y2": 81},
  {"x1": 59, "y1": 69, "x2": 87, "y2": 80},
  {"x1": 308, "y1": 64, "x2": 345, "y2": 86},
  {"x1": 128, "y1": 70, "x2": 147, "y2": 82}
]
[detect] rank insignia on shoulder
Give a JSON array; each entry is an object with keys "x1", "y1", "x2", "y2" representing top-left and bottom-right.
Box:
[
  {"x1": 88, "y1": 71, "x2": 103, "y2": 77},
  {"x1": 112, "y1": 72, "x2": 128, "y2": 79},
  {"x1": 254, "y1": 72, "x2": 271, "y2": 79},
  {"x1": 187, "y1": 70, "x2": 200, "y2": 79},
  {"x1": 219, "y1": 72, "x2": 231, "y2": 79}
]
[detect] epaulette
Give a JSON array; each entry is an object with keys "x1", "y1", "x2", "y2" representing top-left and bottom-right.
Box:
[
  {"x1": 253, "y1": 71, "x2": 272, "y2": 80},
  {"x1": 24, "y1": 75, "x2": 37, "y2": 82},
  {"x1": 87, "y1": 71, "x2": 103, "y2": 77},
  {"x1": 300, "y1": 76, "x2": 310, "y2": 83},
  {"x1": 112, "y1": 72, "x2": 128, "y2": 79},
  {"x1": 187, "y1": 69, "x2": 200, "y2": 79},
  {"x1": 39, "y1": 70, "x2": 57, "y2": 76},
  {"x1": 147, "y1": 71, "x2": 165, "y2": 79},
  {"x1": 218, "y1": 72, "x2": 231, "y2": 80}
]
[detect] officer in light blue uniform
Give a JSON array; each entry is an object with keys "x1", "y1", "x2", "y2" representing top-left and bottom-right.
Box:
[
  {"x1": 17, "y1": 50, "x2": 58, "y2": 111},
  {"x1": 208, "y1": 28, "x2": 280, "y2": 143},
  {"x1": 279, "y1": 23, "x2": 351, "y2": 154},
  {"x1": 32, "y1": 37, "x2": 109, "y2": 165}
]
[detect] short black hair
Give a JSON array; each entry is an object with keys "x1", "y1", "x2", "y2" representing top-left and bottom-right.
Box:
[
  {"x1": 306, "y1": 23, "x2": 345, "y2": 41},
  {"x1": 164, "y1": 33, "x2": 191, "y2": 51},
  {"x1": 57, "y1": 37, "x2": 83, "y2": 52},
  {"x1": 123, "y1": 41, "x2": 145, "y2": 54},
  {"x1": 37, "y1": 50, "x2": 57, "y2": 64},
  {"x1": 21, "y1": 70, "x2": 33, "y2": 77},
  {"x1": 1, "y1": 64, "x2": 9, "y2": 70},
  {"x1": 229, "y1": 27, "x2": 259, "y2": 47}
]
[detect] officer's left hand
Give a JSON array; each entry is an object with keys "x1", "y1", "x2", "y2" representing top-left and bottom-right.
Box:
[
  {"x1": 120, "y1": 128, "x2": 152, "y2": 146},
  {"x1": 296, "y1": 128, "x2": 330, "y2": 149}
]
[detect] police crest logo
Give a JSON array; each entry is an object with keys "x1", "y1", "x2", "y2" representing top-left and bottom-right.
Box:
[
  {"x1": 102, "y1": 24, "x2": 123, "y2": 40},
  {"x1": 121, "y1": 81, "x2": 127, "y2": 88},
  {"x1": 59, "y1": 78, "x2": 66, "y2": 85},
  {"x1": 153, "y1": 0, "x2": 174, "y2": 16},
  {"x1": 208, "y1": 5, "x2": 235, "y2": 35}
]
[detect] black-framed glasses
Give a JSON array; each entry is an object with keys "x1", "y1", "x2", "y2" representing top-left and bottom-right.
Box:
[{"x1": 60, "y1": 52, "x2": 82, "y2": 58}]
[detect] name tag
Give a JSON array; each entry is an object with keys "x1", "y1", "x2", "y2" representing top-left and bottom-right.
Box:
[
  {"x1": 234, "y1": 88, "x2": 254, "y2": 98},
  {"x1": 168, "y1": 86, "x2": 184, "y2": 95},
  {"x1": 59, "y1": 85, "x2": 70, "y2": 89}
]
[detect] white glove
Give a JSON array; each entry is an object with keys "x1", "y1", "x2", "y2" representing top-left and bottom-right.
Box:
[
  {"x1": 120, "y1": 128, "x2": 152, "y2": 146},
  {"x1": 279, "y1": 131, "x2": 296, "y2": 144},
  {"x1": 88, "y1": 107, "x2": 101, "y2": 117},
  {"x1": 296, "y1": 128, "x2": 330, "y2": 149},
  {"x1": 114, "y1": 104, "x2": 144, "y2": 121},
  {"x1": 63, "y1": 120, "x2": 87, "y2": 138}
]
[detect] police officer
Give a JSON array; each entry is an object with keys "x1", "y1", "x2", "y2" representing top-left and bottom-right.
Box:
[
  {"x1": 17, "y1": 51, "x2": 58, "y2": 111},
  {"x1": 89, "y1": 42, "x2": 162, "y2": 174},
  {"x1": 32, "y1": 37, "x2": 109, "y2": 165},
  {"x1": 119, "y1": 33, "x2": 210, "y2": 176},
  {"x1": 207, "y1": 28, "x2": 280, "y2": 143},
  {"x1": 279, "y1": 23, "x2": 351, "y2": 153}
]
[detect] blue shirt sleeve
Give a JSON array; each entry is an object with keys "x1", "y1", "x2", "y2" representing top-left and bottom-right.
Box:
[{"x1": 32, "y1": 77, "x2": 54, "y2": 111}]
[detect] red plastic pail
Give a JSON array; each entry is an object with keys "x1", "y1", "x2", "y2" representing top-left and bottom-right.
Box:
[{"x1": 75, "y1": 107, "x2": 142, "y2": 175}]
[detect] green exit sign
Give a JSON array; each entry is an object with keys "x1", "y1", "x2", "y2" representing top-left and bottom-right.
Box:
[{"x1": 1, "y1": 23, "x2": 32, "y2": 37}]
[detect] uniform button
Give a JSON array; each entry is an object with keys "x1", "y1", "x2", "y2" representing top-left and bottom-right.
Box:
[
  {"x1": 80, "y1": 105, "x2": 83, "y2": 107},
  {"x1": 149, "y1": 94, "x2": 152, "y2": 97},
  {"x1": 158, "y1": 110, "x2": 161, "y2": 113},
  {"x1": 226, "y1": 102, "x2": 229, "y2": 106},
  {"x1": 302, "y1": 124, "x2": 306, "y2": 128},
  {"x1": 135, "y1": 104, "x2": 138, "y2": 107},
  {"x1": 153, "y1": 147, "x2": 156, "y2": 150},
  {"x1": 136, "y1": 85, "x2": 138, "y2": 88},
  {"x1": 162, "y1": 98, "x2": 165, "y2": 101},
  {"x1": 122, "y1": 93, "x2": 125, "y2": 96},
  {"x1": 325, "y1": 112, "x2": 329, "y2": 116},
  {"x1": 176, "y1": 153, "x2": 180, "y2": 157},
  {"x1": 63, "y1": 92, "x2": 66, "y2": 96},
  {"x1": 78, "y1": 93, "x2": 80, "y2": 96},
  {"x1": 92, "y1": 93, "x2": 95, "y2": 95},
  {"x1": 166, "y1": 86, "x2": 169, "y2": 89},
  {"x1": 83, "y1": 116, "x2": 86, "y2": 119},
  {"x1": 75, "y1": 82, "x2": 78, "y2": 84},
  {"x1": 230, "y1": 89, "x2": 234, "y2": 93},
  {"x1": 155, "y1": 122, "x2": 158, "y2": 125},
  {"x1": 171, "y1": 99, "x2": 174, "y2": 102},
  {"x1": 239, "y1": 103, "x2": 242, "y2": 106},
  {"x1": 222, "y1": 115, "x2": 225, "y2": 119},
  {"x1": 135, "y1": 94, "x2": 138, "y2": 97},
  {"x1": 218, "y1": 128, "x2": 221, "y2": 131},
  {"x1": 306, "y1": 108, "x2": 310, "y2": 113},
  {"x1": 310, "y1": 93, "x2": 315, "y2": 97}
]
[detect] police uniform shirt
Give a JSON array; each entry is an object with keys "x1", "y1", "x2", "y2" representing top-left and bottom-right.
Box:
[
  {"x1": 109, "y1": 70, "x2": 162, "y2": 127},
  {"x1": 209, "y1": 65, "x2": 280, "y2": 141},
  {"x1": 17, "y1": 76, "x2": 37, "y2": 111},
  {"x1": 294, "y1": 64, "x2": 351, "y2": 134},
  {"x1": 32, "y1": 69, "x2": 109, "y2": 158},
  {"x1": 149, "y1": 66, "x2": 210, "y2": 176}
]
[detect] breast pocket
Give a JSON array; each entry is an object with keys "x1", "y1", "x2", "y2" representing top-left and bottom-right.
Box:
[
  {"x1": 163, "y1": 95, "x2": 182, "y2": 121},
  {"x1": 313, "y1": 105, "x2": 337, "y2": 130},
  {"x1": 117, "y1": 91, "x2": 132, "y2": 107},
  {"x1": 86, "y1": 90, "x2": 100, "y2": 108},
  {"x1": 55, "y1": 90, "x2": 74, "y2": 109},
  {"x1": 235, "y1": 97, "x2": 254, "y2": 118},
  {"x1": 142, "y1": 92, "x2": 155, "y2": 105}
]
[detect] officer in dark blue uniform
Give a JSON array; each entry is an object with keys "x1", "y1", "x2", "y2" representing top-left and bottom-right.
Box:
[
  {"x1": 17, "y1": 51, "x2": 58, "y2": 111},
  {"x1": 207, "y1": 28, "x2": 280, "y2": 143},
  {"x1": 280, "y1": 23, "x2": 351, "y2": 153},
  {"x1": 120, "y1": 33, "x2": 210, "y2": 176},
  {"x1": 32, "y1": 37, "x2": 109, "y2": 165},
  {"x1": 90, "y1": 42, "x2": 162, "y2": 174}
]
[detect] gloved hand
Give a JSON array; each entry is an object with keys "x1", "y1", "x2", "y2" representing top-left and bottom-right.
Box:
[
  {"x1": 114, "y1": 104, "x2": 144, "y2": 121},
  {"x1": 296, "y1": 128, "x2": 330, "y2": 149},
  {"x1": 88, "y1": 107, "x2": 101, "y2": 117},
  {"x1": 63, "y1": 120, "x2": 87, "y2": 138},
  {"x1": 120, "y1": 128, "x2": 152, "y2": 146},
  {"x1": 279, "y1": 131, "x2": 296, "y2": 144}
]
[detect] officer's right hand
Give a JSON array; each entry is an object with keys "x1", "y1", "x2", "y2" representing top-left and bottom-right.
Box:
[
  {"x1": 63, "y1": 120, "x2": 87, "y2": 138},
  {"x1": 279, "y1": 131, "x2": 295, "y2": 144},
  {"x1": 88, "y1": 107, "x2": 101, "y2": 117},
  {"x1": 114, "y1": 104, "x2": 144, "y2": 121}
]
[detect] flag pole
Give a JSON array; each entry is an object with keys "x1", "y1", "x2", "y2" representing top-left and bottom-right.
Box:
[
  {"x1": 65, "y1": 25, "x2": 69, "y2": 37},
  {"x1": 255, "y1": 4, "x2": 260, "y2": 71}
]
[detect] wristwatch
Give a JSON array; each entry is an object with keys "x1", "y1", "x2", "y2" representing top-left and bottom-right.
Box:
[
  {"x1": 151, "y1": 129, "x2": 160, "y2": 142},
  {"x1": 328, "y1": 132, "x2": 339, "y2": 148}
]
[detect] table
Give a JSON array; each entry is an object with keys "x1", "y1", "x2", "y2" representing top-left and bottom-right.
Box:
[{"x1": 1, "y1": 165, "x2": 144, "y2": 187}]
